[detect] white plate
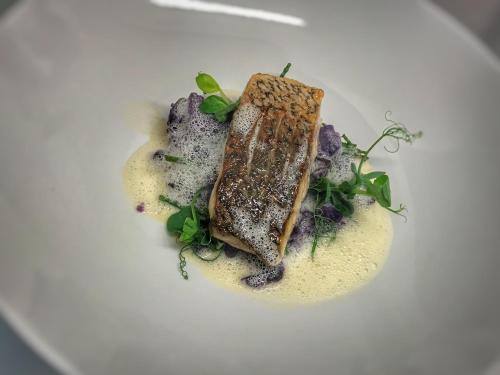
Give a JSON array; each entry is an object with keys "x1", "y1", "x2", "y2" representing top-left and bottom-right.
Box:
[{"x1": 1, "y1": 0, "x2": 500, "y2": 374}]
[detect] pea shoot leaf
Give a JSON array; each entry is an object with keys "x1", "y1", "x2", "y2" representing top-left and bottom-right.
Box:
[
  {"x1": 373, "y1": 174, "x2": 391, "y2": 207},
  {"x1": 162, "y1": 187, "x2": 224, "y2": 280},
  {"x1": 196, "y1": 73, "x2": 221, "y2": 94},
  {"x1": 308, "y1": 113, "x2": 421, "y2": 257},
  {"x1": 179, "y1": 217, "x2": 199, "y2": 243},
  {"x1": 363, "y1": 171, "x2": 386, "y2": 180},
  {"x1": 166, "y1": 206, "x2": 192, "y2": 235},
  {"x1": 200, "y1": 95, "x2": 229, "y2": 113}
]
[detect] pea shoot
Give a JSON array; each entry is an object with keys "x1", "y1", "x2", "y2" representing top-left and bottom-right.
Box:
[
  {"x1": 280, "y1": 62, "x2": 292, "y2": 77},
  {"x1": 153, "y1": 150, "x2": 184, "y2": 164},
  {"x1": 196, "y1": 72, "x2": 239, "y2": 123},
  {"x1": 160, "y1": 188, "x2": 224, "y2": 279},
  {"x1": 196, "y1": 63, "x2": 292, "y2": 123},
  {"x1": 309, "y1": 112, "x2": 422, "y2": 256}
]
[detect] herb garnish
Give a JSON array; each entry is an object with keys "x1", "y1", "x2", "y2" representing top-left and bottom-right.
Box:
[
  {"x1": 196, "y1": 72, "x2": 239, "y2": 123},
  {"x1": 309, "y1": 112, "x2": 422, "y2": 256},
  {"x1": 153, "y1": 150, "x2": 184, "y2": 163},
  {"x1": 196, "y1": 64, "x2": 292, "y2": 123},
  {"x1": 159, "y1": 194, "x2": 181, "y2": 209},
  {"x1": 164, "y1": 155, "x2": 182, "y2": 163},
  {"x1": 341, "y1": 134, "x2": 364, "y2": 158},
  {"x1": 161, "y1": 188, "x2": 224, "y2": 279},
  {"x1": 168, "y1": 69, "x2": 421, "y2": 276},
  {"x1": 280, "y1": 62, "x2": 292, "y2": 77},
  {"x1": 310, "y1": 213, "x2": 337, "y2": 259}
]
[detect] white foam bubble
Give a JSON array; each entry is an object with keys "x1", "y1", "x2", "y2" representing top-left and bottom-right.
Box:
[
  {"x1": 327, "y1": 153, "x2": 355, "y2": 184},
  {"x1": 163, "y1": 97, "x2": 229, "y2": 205},
  {"x1": 232, "y1": 103, "x2": 260, "y2": 135},
  {"x1": 231, "y1": 204, "x2": 287, "y2": 265}
]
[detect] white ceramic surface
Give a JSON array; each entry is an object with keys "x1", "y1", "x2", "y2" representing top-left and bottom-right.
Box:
[{"x1": 1, "y1": 0, "x2": 500, "y2": 374}]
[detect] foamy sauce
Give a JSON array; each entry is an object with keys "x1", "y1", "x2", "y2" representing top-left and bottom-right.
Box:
[{"x1": 123, "y1": 99, "x2": 393, "y2": 305}]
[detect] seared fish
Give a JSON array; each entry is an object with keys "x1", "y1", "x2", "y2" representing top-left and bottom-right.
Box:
[{"x1": 209, "y1": 73, "x2": 324, "y2": 265}]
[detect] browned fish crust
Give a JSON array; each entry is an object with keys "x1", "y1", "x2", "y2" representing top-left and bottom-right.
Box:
[{"x1": 209, "y1": 73, "x2": 324, "y2": 265}]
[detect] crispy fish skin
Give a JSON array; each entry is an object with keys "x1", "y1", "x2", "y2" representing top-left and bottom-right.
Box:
[{"x1": 209, "y1": 73, "x2": 324, "y2": 265}]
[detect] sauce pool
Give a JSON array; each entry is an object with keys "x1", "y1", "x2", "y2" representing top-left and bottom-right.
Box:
[{"x1": 123, "y1": 103, "x2": 393, "y2": 305}]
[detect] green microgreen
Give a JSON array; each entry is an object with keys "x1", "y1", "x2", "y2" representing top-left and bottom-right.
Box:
[
  {"x1": 280, "y1": 62, "x2": 292, "y2": 77},
  {"x1": 164, "y1": 155, "x2": 182, "y2": 163},
  {"x1": 196, "y1": 73, "x2": 223, "y2": 95},
  {"x1": 196, "y1": 72, "x2": 236, "y2": 123},
  {"x1": 308, "y1": 112, "x2": 422, "y2": 257},
  {"x1": 159, "y1": 194, "x2": 181, "y2": 209},
  {"x1": 196, "y1": 64, "x2": 292, "y2": 123},
  {"x1": 163, "y1": 188, "x2": 224, "y2": 279},
  {"x1": 154, "y1": 152, "x2": 184, "y2": 163}
]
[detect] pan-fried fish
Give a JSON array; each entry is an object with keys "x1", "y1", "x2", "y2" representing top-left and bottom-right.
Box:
[{"x1": 209, "y1": 73, "x2": 324, "y2": 265}]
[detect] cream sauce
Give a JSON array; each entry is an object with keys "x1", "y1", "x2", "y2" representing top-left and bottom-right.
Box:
[
  {"x1": 192, "y1": 203, "x2": 391, "y2": 304},
  {"x1": 123, "y1": 105, "x2": 175, "y2": 222},
  {"x1": 123, "y1": 103, "x2": 393, "y2": 305}
]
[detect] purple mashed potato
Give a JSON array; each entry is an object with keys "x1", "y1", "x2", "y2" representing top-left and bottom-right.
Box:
[
  {"x1": 311, "y1": 124, "x2": 342, "y2": 180},
  {"x1": 241, "y1": 261, "x2": 285, "y2": 288},
  {"x1": 318, "y1": 124, "x2": 342, "y2": 158},
  {"x1": 167, "y1": 93, "x2": 228, "y2": 142},
  {"x1": 220, "y1": 245, "x2": 284, "y2": 288},
  {"x1": 160, "y1": 93, "x2": 230, "y2": 207},
  {"x1": 288, "y1": 124, "x2": 344, "y2": 250},
  {"x1": 319, "y1": 204, "x2": 343, "y2": 223},
  {"x1": 288, "y1": 210, "x2": 315, "y2": 249}
]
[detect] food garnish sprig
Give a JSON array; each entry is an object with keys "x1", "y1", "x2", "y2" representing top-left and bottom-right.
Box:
[
  {"x1": 309, "y1": 114, "x2": 422, "y2": 257},
  {"x1": 196, "y1": 63, "x2": 291, "y2": 123}
]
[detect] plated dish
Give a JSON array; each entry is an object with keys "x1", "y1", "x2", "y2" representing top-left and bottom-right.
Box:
[
  {"x1": 2, "y1": 1, "x2": 500, "y2": 374},
  {"x1": 123, "y1": 65, "x2": 421, "y2": 303}
]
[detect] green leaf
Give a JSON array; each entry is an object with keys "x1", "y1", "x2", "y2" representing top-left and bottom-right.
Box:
[
  {"x1": 350, "y1": 162, "x2": 357, "y2": 174},
  {"x1": 166, "y1": 185, "x2": 227, "y2": 280},
  {"x1": 190, "y1": 199, "x2": 198, "y2": 223},
  {"x1": 365, "y1": 175, "x2": 391, "y2": 208},
  {"x1": 311, "y1": 232, "x2": 319, "y2": 259},
  {"x1": 214, "y1": 111, "x2": 228, "y2": 123},
  {"x1": 227, "y1": 99, "x2": 240, "y2": 110},
  {"x1": 159, "y1": 194, "x2": 181, "y2": 209},
  {"x1": 338, "y1": 181, "x2": 351, "y2": 192},
  {"x1": 166, "y1": 206, "x2": 192, "y2": 234},
  {"x1": 215, "y1": 98, "x2": 240, "y2": 122},
  {"x1": 338, "y1": 180, "x2": 356, "y2": 199},
  {"x1": 331, "y1": 191, "x2": 354, "y2": 217},
  {"x1": 200, "y1": 95, "x2": 228, "y2": 114},
  {"x1": 197, "y1": 230, "x2": 211, "y2": 246},
  {"x1": 350, "y1": 162, "x2": 362, "y2": 184},
  {"x1": 179, "y1": 217, "x2": 199, "y2": 243},
  {"x1": 364, "y1": 179, "x2": 377, "y2": 195},
  {"x1": 363, "y1": 171, "x2": 386, "y2": 180},
  {"x1": 213, "y1": 98, "x2": 240, "y2": 123},
  {"x1": 325, "y1": 179, "x2": 332, "y2": 204},
  {"x1": 196, "y1": 73, "x2": 221, "y2": 94},
  {"x1": 374, "y1": 175, "x2": 391, "y2": 207},
  {"x1": 314, "y1": 178, "x2": 329, "y2": 205}
]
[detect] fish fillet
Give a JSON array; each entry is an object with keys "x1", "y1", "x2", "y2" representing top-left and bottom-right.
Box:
[{"x1": 209, "y1": 73, "x2": 324, "y2": 265}]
